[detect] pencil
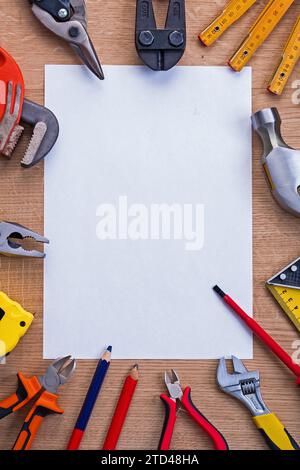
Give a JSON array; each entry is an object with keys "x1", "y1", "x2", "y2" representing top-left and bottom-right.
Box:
[
  {"x1": 102, "y1": 364, "x2": 139, "y2": 450},
  {"x1": 67, "y1": 345, "x2": 112, "y2": 450},
  {"x1": 213, "y1": 285, "x2": 300, "y2": 379}
]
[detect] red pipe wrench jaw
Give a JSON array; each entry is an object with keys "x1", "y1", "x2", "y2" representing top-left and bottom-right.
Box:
[
  {"x1": 0, "y1": 48, "x2": 25, "y2": 158},
  {"x1": 0, "y1": 47, "x2": 59, "y2": 168}
]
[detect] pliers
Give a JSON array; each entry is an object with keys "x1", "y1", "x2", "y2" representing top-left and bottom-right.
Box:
[
  {"x1": 0, "y1": 356, "x2": 76, "y2": 450},
  {"x1": 30, "y1": 0, "x2": 104, "y2": 80},
  {"x1": 217, "y1": 356, "x2": 300, "y2": 450},
  {"x1": 159, "y1": 370, "x2": 228, "y2": 450},
  {"x1": 135, "y1": 0, "x2": 186, "y2": 71},
  {"x1": 0, "y1": 221, "x2": 49, "y2": 258}
]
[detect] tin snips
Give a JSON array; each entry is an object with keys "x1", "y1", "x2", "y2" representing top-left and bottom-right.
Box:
[
  {"x1": 30, "y1": 0, "x2": 104, "y2": 80},
  {"x1": 0, "y1": 47, "x2": 59, "y2": 168}
]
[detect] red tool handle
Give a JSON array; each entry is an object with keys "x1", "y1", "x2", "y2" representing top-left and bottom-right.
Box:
[
  {"x1": 181, "y1": 387, "x2": 229, "y2": 450},
  {"x1": 0, "y1": 373, "x2": 41, "y2": 420},
  {"x1": 223, "y1": 293, "x2": 300, "y2": 383},
  {"x1": 158, "y1": 394, "x2": 177, "y2": 450},
  {"x1": 13, "y1": 390, "x2": 63, "y2": 451}
]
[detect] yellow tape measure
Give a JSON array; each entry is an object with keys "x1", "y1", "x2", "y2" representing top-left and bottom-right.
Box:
[
  {"x1": 266, "y1": 257, "x2": 300, "y2": 332},
  {"x1": 199, "y1": 0, "x2": 257, "y2": 46},
  {"x1": 229, "y1": 0, "x2": 295, "y2": 71},
  {"x1": 268, "y1": 15, "x2": 300, "y2": 94},
  {"x1": 0, "y1": 292, "x2": 33, "y2": 358}
]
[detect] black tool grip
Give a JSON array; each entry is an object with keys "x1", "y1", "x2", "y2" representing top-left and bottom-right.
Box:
[{"x1": 0, "y1": 373, "x2": 41, "y2": 420}]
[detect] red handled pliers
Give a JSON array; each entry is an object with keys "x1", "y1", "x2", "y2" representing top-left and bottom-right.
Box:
[{"x1": 159, "y1": 370, "x2": 229, "y2": 450}]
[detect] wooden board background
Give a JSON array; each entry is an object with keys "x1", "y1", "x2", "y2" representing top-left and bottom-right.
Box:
[{"x1": 0, "y1": 0, "x2": 300, "y2": 450}]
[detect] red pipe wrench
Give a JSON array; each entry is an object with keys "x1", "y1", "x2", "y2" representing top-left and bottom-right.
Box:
[{"x1": 0, "y1": 47, "x2": 59, "y2": 168}]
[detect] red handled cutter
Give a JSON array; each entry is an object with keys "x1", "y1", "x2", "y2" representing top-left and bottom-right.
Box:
[{"x1": 159, "y1": 370, "x2": 229, "y2": 450}]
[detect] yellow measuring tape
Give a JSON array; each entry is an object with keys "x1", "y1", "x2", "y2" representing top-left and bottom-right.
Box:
[
  {"x1": 229, "y1": 0, "x2": 295, "y2": 71},
  {"x1": 199, "y1": 0, "x2": 257, "y2": 46},
  {"x1": 268, "y1": 15, "x2": 300, "y2": 94},
  {"x1": 266, "y1": 257, "x2": 300, "y2": 333}
]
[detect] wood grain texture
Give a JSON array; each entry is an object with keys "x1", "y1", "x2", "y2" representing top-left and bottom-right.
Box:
[{"x1": 0, "y1": 0, "x2": 300, "y2": 451}]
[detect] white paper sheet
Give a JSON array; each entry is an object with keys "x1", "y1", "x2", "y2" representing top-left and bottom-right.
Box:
[{"x1": 44, "y1": 65, "x2": 252, "y2": 359}]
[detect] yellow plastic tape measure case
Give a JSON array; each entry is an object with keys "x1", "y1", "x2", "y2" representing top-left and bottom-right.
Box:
[{"x1": 0, "y1": 292, "x2": 33, "y2": 357}]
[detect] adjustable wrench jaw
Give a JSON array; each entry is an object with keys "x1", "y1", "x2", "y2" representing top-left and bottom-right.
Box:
[{"x1": 217, "y1": 357, "x2": 270, "y2": 417}]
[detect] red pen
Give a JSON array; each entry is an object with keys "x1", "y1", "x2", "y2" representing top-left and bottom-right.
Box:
[
  {"x1": 213, "y1": 285, "x2": 300, "y2": 384},
  {"x1": 102, "y1": 364, "x2": 139, "y2": 450}
]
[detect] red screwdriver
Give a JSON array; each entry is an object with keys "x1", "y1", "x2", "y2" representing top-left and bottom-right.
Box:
[{"x1": 213, "y1": 285, "x2": 300, "y2": 384}]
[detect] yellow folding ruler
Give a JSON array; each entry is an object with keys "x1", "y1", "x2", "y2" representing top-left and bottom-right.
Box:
[
  {"x1": 266, "y1": 257, "x2": 300, "y2": 332},
  {"x1": 268, "y1": 15, "x2": 300, "y2": 94},
  {"x1": 199, "y1": 0, "x2": 257, "y2": 46},
  {"x1": 229, "y1": 0, "x2": 295, "y2": 71}
]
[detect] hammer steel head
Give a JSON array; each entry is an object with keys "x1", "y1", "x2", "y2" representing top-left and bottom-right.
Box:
[{"x1": 252, "y1": 107, "x2": 300, "y2": 217}]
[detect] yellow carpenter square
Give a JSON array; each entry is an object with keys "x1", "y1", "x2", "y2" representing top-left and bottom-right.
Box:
[
  {"x1": 266, "y1": 257, "x2": 300, "y2": 333},
  {"x1": 199, "y1": 0, "x2": 257, "y2": 46},
  {"x1": 229, "y1": 0, "x2": 295, "y2": 71},
  {"x1": 0, "y1": 292, "x2": 33, "y2": 357},
  {"x1": 268, "y1": 15, "x2": 300, "y2": 94}
]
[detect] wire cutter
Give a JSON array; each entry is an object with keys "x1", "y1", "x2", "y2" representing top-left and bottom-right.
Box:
[
  {"x1": 135, "y1": 0, "x2": 186, "y2": 71},
  {"x1": 0, "y1": 356, "x2": 76, "y2": 450},
  {"x1": 159, "y1": 370, "x2": 229, "y2": 450},
  {"x1": 30, "y1": 0, "x2": 104, "y2": 80},
  {"x1": 0, "y1": 221, "x2": 49, "y2": 258},
  {"x1": 217, "y1": 356, "x2": 300, "y2": 450}
]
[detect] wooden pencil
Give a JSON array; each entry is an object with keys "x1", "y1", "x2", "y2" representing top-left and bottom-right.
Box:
[
  {"x1": 67, "y1": 346, "x2": 112, "y2": 450},
  {"x1": 102, "y1": 364, "x2": 139, "y2": 450}
]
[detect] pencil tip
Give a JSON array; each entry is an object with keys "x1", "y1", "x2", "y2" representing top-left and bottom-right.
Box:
[
  {"x1": 213, "y1": 285, "x2": 225, "y2": 298},
  {"x1": 107, "y1": 345, "x2": 112, "y2": 352}
]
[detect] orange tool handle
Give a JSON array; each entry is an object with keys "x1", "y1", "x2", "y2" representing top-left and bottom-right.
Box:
[
  {"x1": 0, "y1": 373, "x2": 41, "y2": 419},
  {"x1": 13, "y1": 390, "x2": 63, "y2": 451}
]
